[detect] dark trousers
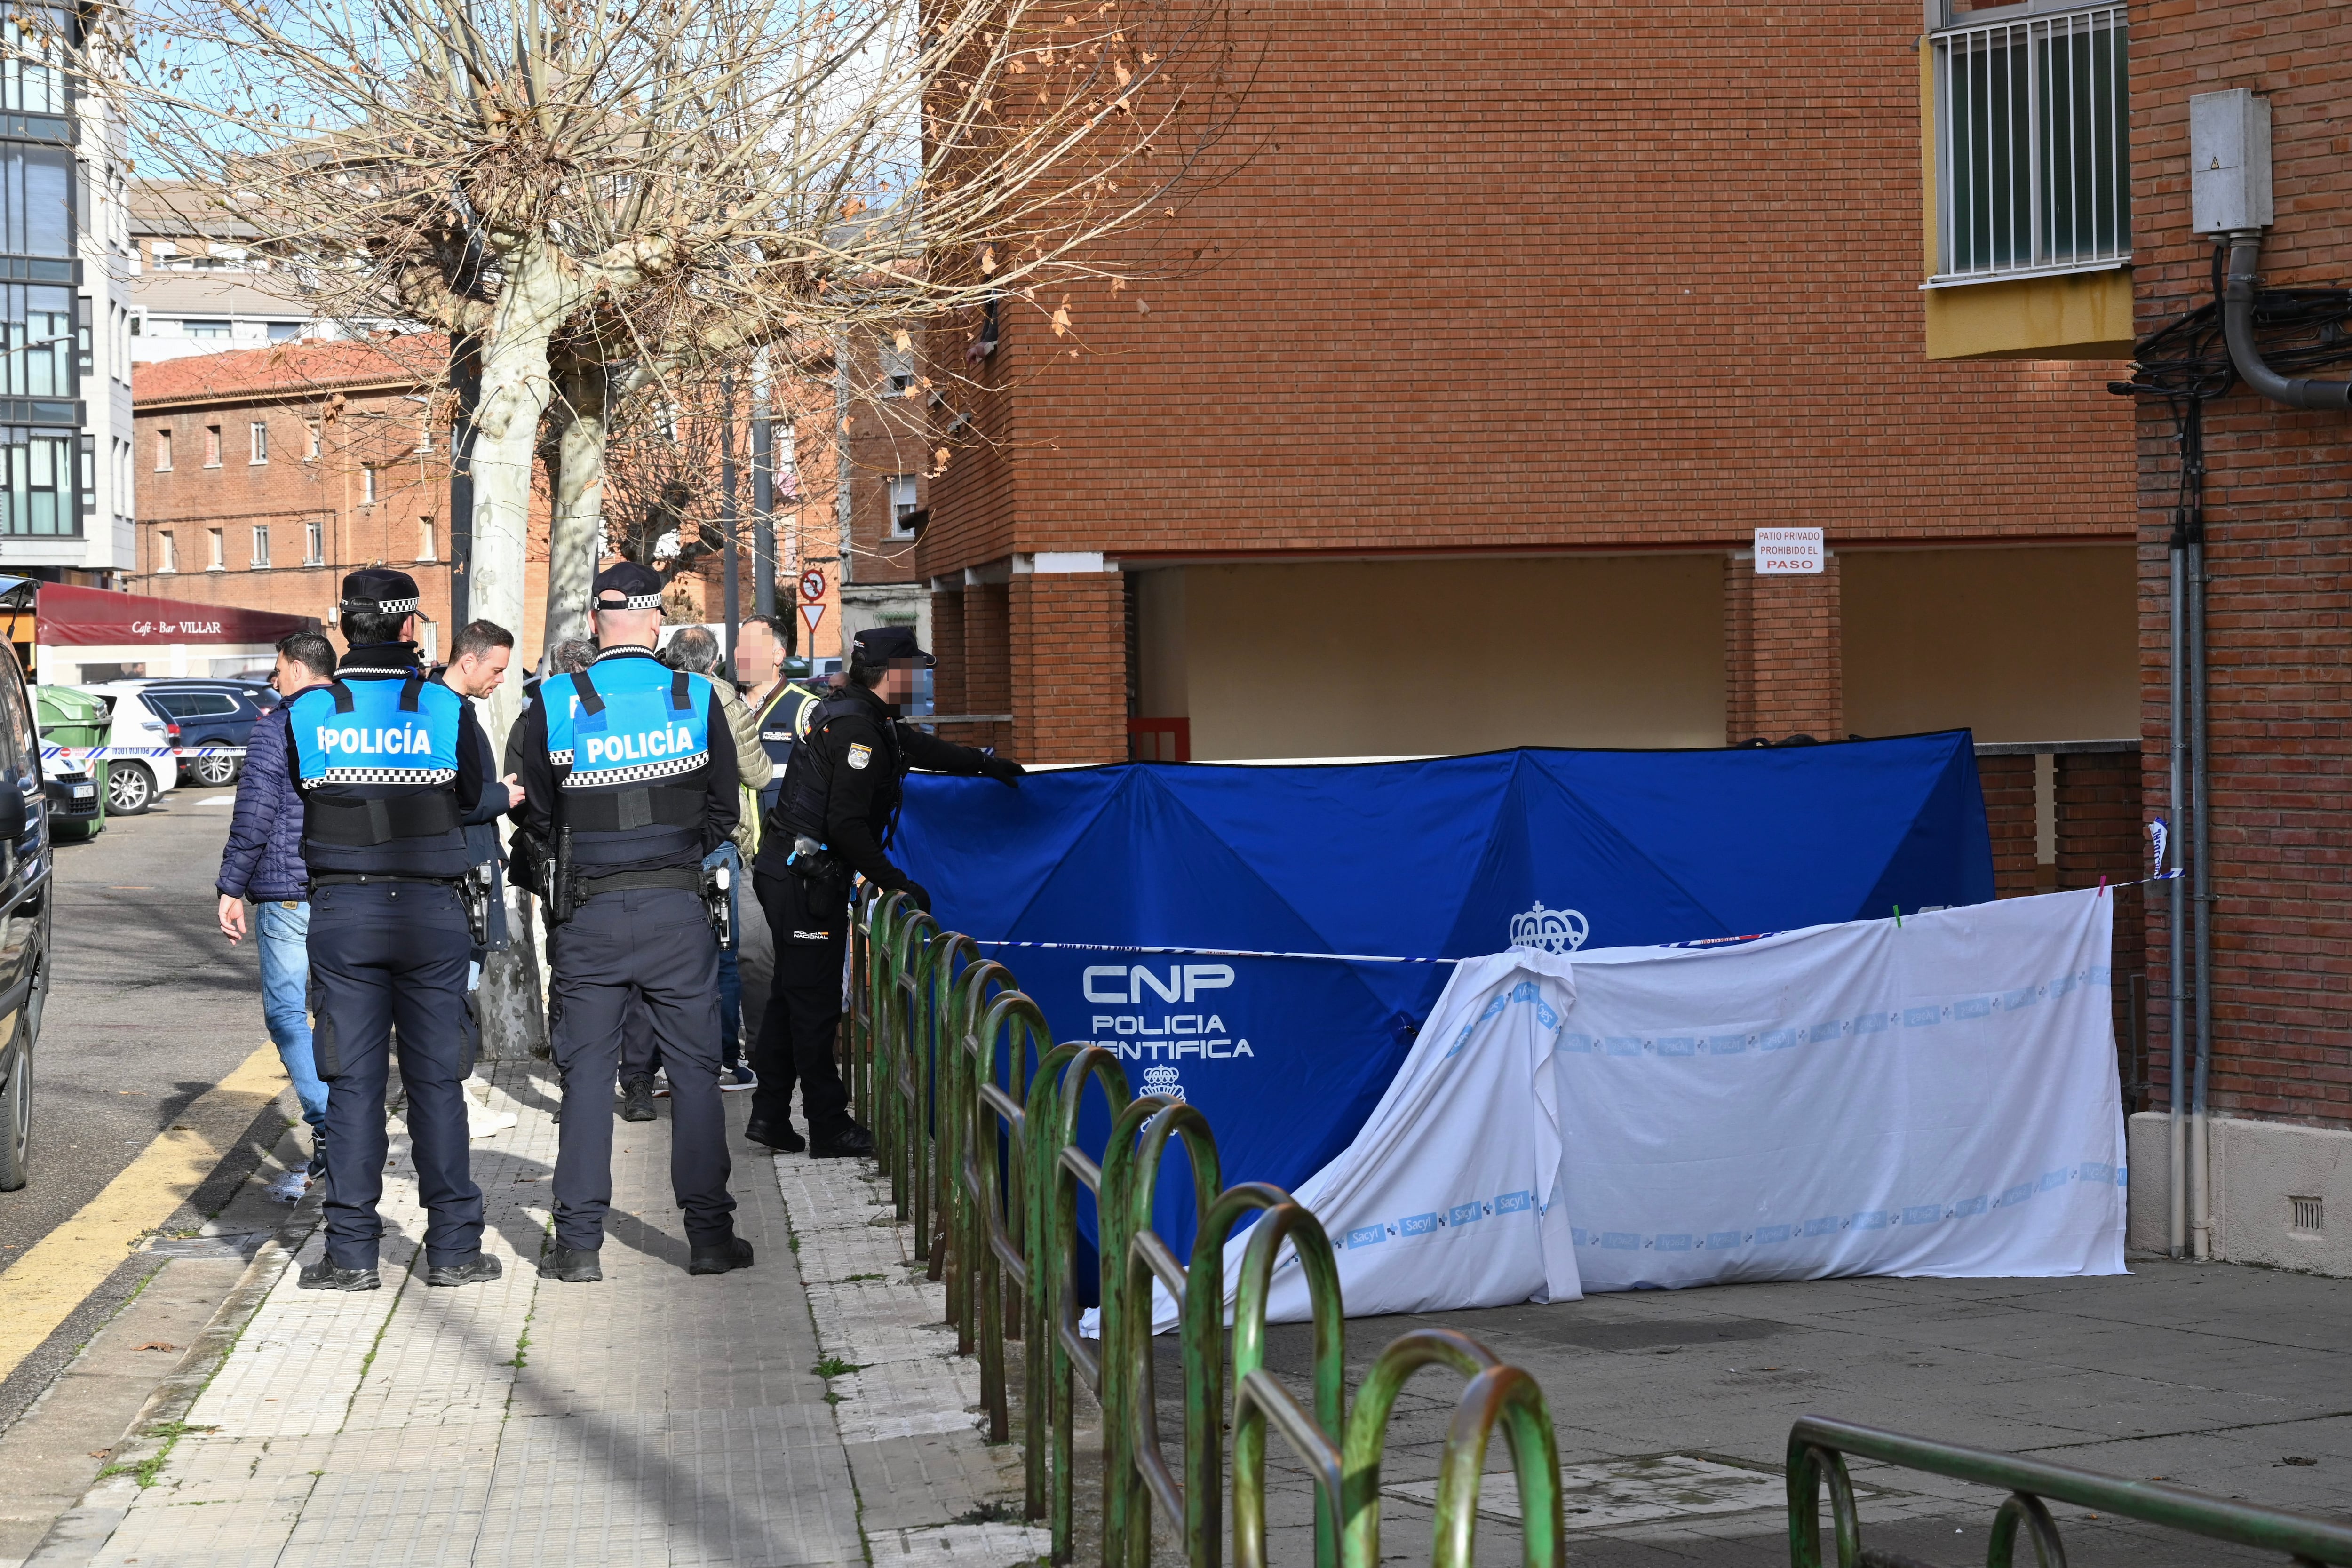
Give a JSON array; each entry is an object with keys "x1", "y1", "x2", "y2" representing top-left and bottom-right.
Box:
[
  {"x1": 547, "y1": 885, "x2": 735, "y2": 1251},
  {"x1": 308, "y1": 881, "x2": 482, "y2": 1270},
  {"x1": 620, "y1": 943, "x2": 742, "y2": 1082},
  {"x1": 747, "y1": 869, "x2": 854, "y2": 1138}
]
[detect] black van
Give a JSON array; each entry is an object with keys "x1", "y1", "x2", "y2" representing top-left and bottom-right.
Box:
[{"x1": 0, "y1": 577, "x2": 53, "y2": 1189}]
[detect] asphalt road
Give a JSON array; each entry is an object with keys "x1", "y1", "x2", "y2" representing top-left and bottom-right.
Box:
[{"x1": 0, "y1": 785, "x2": 293, "y2": 1426}]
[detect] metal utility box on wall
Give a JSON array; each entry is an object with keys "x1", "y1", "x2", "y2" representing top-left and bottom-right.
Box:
[{"x1": 2190, "y1": 88, "x2": 2273, "y2": 234}]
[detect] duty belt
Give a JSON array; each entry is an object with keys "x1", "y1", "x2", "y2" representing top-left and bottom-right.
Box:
[
  {"x1": 310, "y1": 872, "x2": 460, "y2": 887},
  {"x1": 573, "y1": 866, "x2": 703, "y2": 901}
]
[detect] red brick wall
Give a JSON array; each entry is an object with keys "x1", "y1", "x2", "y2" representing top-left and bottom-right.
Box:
[
  {"x1": 130, "y1": 388, "x2": 551, "y2": 653},
  {"x1": 1979, "y1": 754, "x2": 2037, "y2": 900},
  {"x1": 2055, "y1": 750, "x2": 2149, "y2": 1105},
  {"x1": 1724, "y1": 556, "x2": 1845, "y2": 744},
  {"x1": 1009, "y1": 574, "x2": 1126, "y2": 763},
  {"x1": 922, "y1": 1, "x2": 2135, "y2": 580},
  {"x1": 2131, "y1": 7, "x2": 2352, "y2": 1127}
]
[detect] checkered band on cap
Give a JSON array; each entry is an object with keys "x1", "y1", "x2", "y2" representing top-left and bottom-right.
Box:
[
  {"x1": 344, "y1": 596, "x2": 421, "y2": 616},
  {"x1": 596, "y1": 591, "x2": 663, "y2": 611}
]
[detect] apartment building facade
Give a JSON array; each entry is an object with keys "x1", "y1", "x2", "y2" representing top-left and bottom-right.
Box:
[
  {"x1": 128, "y1": 335, "x2": 551, "y2": 657},
  {"x1": 0, "y1": 11, "x2": 136, "y2": 590},
  {"x1": 918, "y1": 1, "x2": 2141, "y2": 769}
]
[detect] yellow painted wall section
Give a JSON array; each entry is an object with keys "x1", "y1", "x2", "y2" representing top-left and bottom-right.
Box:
[{"x1": 1924, "y1": 269, "x2": 2137, "y2": 360}]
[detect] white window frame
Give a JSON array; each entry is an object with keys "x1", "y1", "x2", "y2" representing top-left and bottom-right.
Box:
[
  {"x1": 362, "y1": 466, "x2": 378, "y2": 505},
  {"x1": 159, "y1": 530, "x2": 176, "y2": 573},
  {"x1": 251, "y1": 525, "x2": 270, "y2": 569},
  {"x1": 305, "y1": 518, "x2": 325, "y2": 566},
  {"x1": 207, "y1": 527, "x2": 224, "y2": 571},
  {"x1": 886, "y1": 473, "x2": 920, "y2": 538},
  {"x1": 249, "y1": 420, "x2": 268, "y2": 464},
  {"x1": 1928, "y1": 0, "x2": 2130, "y2": 287},
  {"x1": 153, "y1": 428, "x2": 171, "y2": 471}
]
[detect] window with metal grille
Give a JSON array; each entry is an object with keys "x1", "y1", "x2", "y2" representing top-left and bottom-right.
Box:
[{"x1": 1931, "y1": 3, "x2": 2128, "y2": 284}]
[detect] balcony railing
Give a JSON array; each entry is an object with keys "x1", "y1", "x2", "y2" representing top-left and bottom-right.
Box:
[{"x1": 1931, "y1": 3, "x2": 2128, "y2": 285}]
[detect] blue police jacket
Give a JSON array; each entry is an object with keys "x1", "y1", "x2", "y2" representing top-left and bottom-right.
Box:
[
  {"x1": 524, "y1": 644, "x2": 738, "y2": 873},
  {"x1": 285, "y1": 645, "x2": 480, "y2": 877}
]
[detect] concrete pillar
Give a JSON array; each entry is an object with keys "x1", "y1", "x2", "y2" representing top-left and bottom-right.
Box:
[{"x1": 1723, "y1": 553, "x2": 1843, "y2": 743}]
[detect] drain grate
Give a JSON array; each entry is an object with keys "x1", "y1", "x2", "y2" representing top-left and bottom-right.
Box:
[{"x1": 2290, "y1": 1195, "x2": 2324, "y2": 1235}]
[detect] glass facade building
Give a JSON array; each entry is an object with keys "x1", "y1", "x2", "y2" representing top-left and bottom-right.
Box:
[{"x1": 0, "y1": 10, "x2": 80, "y2": 539}]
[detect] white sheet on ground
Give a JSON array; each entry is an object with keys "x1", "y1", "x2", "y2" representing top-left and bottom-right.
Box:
[{"x1": 1133, "y1": 885, "x2": 2125, "y2": 1331}]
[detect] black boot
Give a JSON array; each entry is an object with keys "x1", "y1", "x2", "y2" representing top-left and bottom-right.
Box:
[
  {"x1": 687, "y1": 1235, "x2": 755, "y2": 1276},
  {"x1": 744, "y1": 1116, "x2": 805, "y2": 1153},
  {"x1": 809, "y1": 1121, "x2": 876, "y2": 1159},
  {"x1": 427, "y1": 1252, "x2": 504, "y2": 1287},
  {"x1": 619, "y1": 1077, "x2": 657, "y2": 1122},
  {"x1": 538, "y1": 1245, "x2": 603, "y2": 1283},
  {"x1": 297, "y1": 1259, "x2": 381, "y2": 1291}
]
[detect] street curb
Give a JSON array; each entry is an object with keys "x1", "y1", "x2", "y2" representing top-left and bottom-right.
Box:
[{"x1": 19, "y1": 1190, "x2": 318, "y2": 1567}]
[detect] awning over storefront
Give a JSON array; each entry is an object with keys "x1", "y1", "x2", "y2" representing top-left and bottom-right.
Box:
[{"x1": 35, "y1": 583, "x2": 311, "y2": 646}]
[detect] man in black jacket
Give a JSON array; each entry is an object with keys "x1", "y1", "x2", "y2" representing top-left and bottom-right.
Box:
[{"x1": 746, "y1": 626, "x2": 1021, "y2": 1157}]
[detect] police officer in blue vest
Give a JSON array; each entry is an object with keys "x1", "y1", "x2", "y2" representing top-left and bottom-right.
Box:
[
  {"x1": 287, "y1": 569, "x2": 495, "y2": 1291},
  {"x1": 509, "y1": 562, "x2": 751, "y2": 1282}
]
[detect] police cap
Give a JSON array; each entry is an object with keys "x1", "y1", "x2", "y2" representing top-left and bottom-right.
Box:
[
  {"x1": 852, "y1": 624, "x2": 934, "y2": 669},
  {"x1": 340, "y1": 566, "x2": 421, "y2": 618},
  {"x1": 593, "y1": 561, "x2": 666, "y2": 613}
]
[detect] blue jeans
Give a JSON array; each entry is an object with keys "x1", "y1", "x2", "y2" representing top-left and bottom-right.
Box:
[{"x1": 257, "y1": 900, "x2": 329, "y2": 1137}]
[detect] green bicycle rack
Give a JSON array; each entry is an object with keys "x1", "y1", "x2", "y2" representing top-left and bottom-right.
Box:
[
  {"x1": 1788, "y1": 1415, "x2": 2352, "y2": 1568},
  {"x1": 848, "y1": 889, "x2": 1566, "y2": 1568}
]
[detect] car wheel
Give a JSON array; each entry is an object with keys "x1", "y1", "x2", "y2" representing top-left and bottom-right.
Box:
[
  {"x1": 0, "y1": 1023, "x2": 29, "y2": 1191},
  {"x1": 190, "y1": 753, "x2": 240, "y2": 787},
  {"x1": 107, "y1": 760, "x2": 155, "y2": 815}
]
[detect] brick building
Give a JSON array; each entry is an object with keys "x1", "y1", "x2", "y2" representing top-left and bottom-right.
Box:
[
  {"x1": 129, "y1": 335, "x2": 550, "y2": 657},
  {"x1": 2120, "y1": 6, "x2": 2352, "y2": 1267},
  {"x1": 918, "y1": 1, "x2": 2141, "y2": 768},
  {"x1": 681, "y1": 333, "x2": 935, "y2": 667}
]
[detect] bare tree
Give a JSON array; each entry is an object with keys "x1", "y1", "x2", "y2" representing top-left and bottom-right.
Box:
[{"x1": 82, "y1": 0, "x2": 1252, "y2": 736}]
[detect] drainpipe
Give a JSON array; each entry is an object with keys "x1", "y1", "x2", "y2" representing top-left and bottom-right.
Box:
[
  {"x1": 2188, "y1": 521, "x2": 2213, "y2": 1260},
  {"x1": 2167, "y1": 529, "x2": 2187, "y2": 1260},
  {"x1": 2223, "y1": 231, "x2": 2352, "y2": 410}
]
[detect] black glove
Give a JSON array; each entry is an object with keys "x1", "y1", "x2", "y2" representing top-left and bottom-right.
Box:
[
  {"x1": 898, "y1": 879, "x2": 933, "y2": 913},
  {"x1": 980, "y1": 755, "x2": 1025, "y2": 788}
]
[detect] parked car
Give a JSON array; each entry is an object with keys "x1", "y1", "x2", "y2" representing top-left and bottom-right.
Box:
[
  {"x1": 0, "y1": 582, "x2": 53, "y2": 1189},
  {"x1": 118, "y1": 680, "x2": 271, "y2": 786},
  {"x1": 33, "y1": 685, "x2": 107, "y2": 841},
  {"x1": 71, "y1": 686, "x2": 182, "y2": 815}
]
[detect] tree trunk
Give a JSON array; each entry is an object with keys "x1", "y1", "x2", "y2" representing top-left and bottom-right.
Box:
[
  {"x1": 541, "y1": 355, "x2": 609, "y2": 655},
  {"x1": 468, "y1": 232, "x2": 584, "y2": 752}
]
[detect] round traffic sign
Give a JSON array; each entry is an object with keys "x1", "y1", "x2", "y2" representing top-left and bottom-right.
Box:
[{"x1": 799, "y1": 569, "x2": 827, "y2": 602}]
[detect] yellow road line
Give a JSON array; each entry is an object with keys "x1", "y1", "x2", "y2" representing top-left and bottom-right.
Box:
[{"x1": 0, "y1": 1041, "x2": 286, "y2": 1384}]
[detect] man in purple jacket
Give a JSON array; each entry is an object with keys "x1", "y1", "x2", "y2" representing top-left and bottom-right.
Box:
[{"x1": 216, "y1": 630, "x2": 338, "y2": 1183}]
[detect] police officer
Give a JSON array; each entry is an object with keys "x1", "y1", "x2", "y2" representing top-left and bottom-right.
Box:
[
  {"x1": 746, "y1": 626, "x2": 1022, "y2": 1156},
  {"x1": 288, "y1": 570, "x2": 494, "y2": 1291},
  {"x1": 510, "y1": 562, "x2": 751, "y2": 1282}
]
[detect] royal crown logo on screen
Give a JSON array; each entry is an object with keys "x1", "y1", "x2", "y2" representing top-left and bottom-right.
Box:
[
  {"x1": 1077, "y1": 963, "x2": 1254, "y2": 1062},
  {"x1": 1509, "y1": 901, "x2": 1589, "y2": 954}
]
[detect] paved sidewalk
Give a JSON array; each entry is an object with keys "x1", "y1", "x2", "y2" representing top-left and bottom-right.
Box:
[{"x1": 30, "y1": 1063, "x2": 1038, "y2": 1568}]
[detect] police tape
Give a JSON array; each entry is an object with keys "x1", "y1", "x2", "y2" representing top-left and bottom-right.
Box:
[
  {"x1": 961, "y1": 877, "x2": 2175, "y2": 968},
  {"x1": 966, "y1": 938, "x2": 1459, "y2": 965},
  {"x1": 39, "y1": 745, "x2": 249, "y2": 761}
]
